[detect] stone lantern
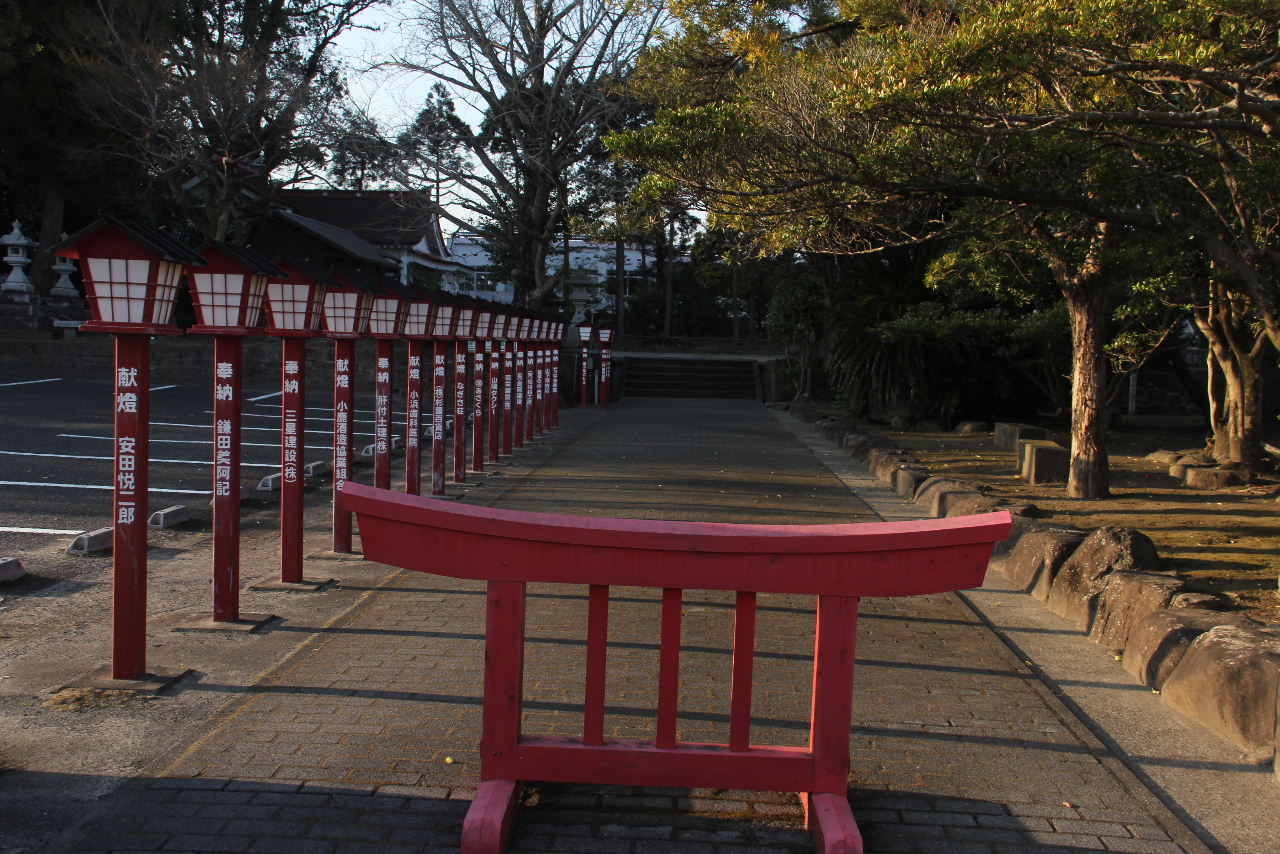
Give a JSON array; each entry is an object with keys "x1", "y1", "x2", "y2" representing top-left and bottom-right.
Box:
[{"x1": 2, "y1": 220, "x2": 36, "y2": 300}]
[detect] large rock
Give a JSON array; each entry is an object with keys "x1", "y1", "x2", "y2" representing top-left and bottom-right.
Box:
[
  {"x1": 944, "y1": 495, "x2": 1039, "y2": 519},
  {"x1": 865, "y1": 447, "x2": 915, "y2": 485},
  {"x1": 1045, "y1": 527, "x2": 1161, "y2": 631},
  {"x1": 995, "y1": 422, "x2": 1047, "y2": 451},
  {"x1": 844, "y1": 432, "x2": 892, "y2": 462},
  {"x1": 1159, "y1": 624, "x2": 1280, "y2": 761},
  {"x1": 893, "y1": 466, "x2": 931, "y2": 498},
  {"x1": 913, "y1": 476, "x2": 984, "y2": 518},
  {"x1": 990, "y1": 527, "x2": 1087, "y2": 594},
  {"x1": 1122, "y1": 608, "x2": 1253, "y2": 688},
  {"x1": 1088, "y1": 572, "x2": 1184, "y2": 655},
  {"x1": 954, "y1": 420, "x2": 991, "y2": 435}
]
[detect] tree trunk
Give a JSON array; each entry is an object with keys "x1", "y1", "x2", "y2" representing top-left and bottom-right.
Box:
[
  {"x1": 1193, "y1": 294, "x2": 1267, "y2": 468},
  {"x1": 31, "y1": 174, "x2": 67, "y2": 298},
  {"x1": 662, "y1": 217, "x2": 675, "y2": 337},
  {"x1": 615, "y1": 235, "x2": 626, "y2": 335},
  {"x1": 1064, "y1": 287, "x2": 1111, "y2": 498}
]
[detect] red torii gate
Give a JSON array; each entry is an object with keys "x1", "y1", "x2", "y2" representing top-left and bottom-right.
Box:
[{"x1": 341, "y1": 481, "x2": 1010, "y2": 854}]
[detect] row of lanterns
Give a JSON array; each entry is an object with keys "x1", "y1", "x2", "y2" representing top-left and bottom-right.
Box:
[{"x1": 54, "y1": 217, "x2": 593, "y2": 682}]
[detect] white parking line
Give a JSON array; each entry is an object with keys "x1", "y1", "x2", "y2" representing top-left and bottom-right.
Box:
[
  {"x1": 252, "y1": 402, "x2": 408, "y2": 417},
  {"x1": 247, "y1": 390, "x2": 282, "y2": 402},
  {"x1": 58, "y1": 433, "x2": 330, "y2": 450},
  {"x1": 0, "y1": 481, "x2": 211, "y2": 495},
  {"x1": 227, "y1": 411, "x2": 408, "y2": 428},
  {"x1": 151, "y1": 421, "x2": 374, "y2": 437},
  {"x1": 0, "y1": 449, "x2": 279, "y2": 468},
  {"x1": 0, "y1": 526, "x2": 86, "y2": 535},
  {"x1": 0, "y1": 378, "x2": 62, "y2": 388}
]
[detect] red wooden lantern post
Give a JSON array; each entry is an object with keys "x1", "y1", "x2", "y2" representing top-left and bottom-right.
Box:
[
  {"x1": 188, "y1": 243, "x2": 278, "y2": 623},
  {"x1": 452, "y1": 303, "x2": 476, "y2": 482},
  {"x1": 262, "y1": 259, "x2": 329, "y2": 579},
  {"x1": 487, "y1": 313, "x2": 507, "y2": 463},
  {"x1": 577, "y1": 322, "x2": 595, "y2": 407},
  {"x1": 430, "y1": 298, "x2": 458, "y2": 495},
  {"x1": 402, "y1": 297, "x2": 435, "y2": 496},
  {"x1": 598, "y1": 326, "x2": 615, "y2": 408},
  {"x1": 368, "y1": 292, "x2": 407, "y2": 490},
  {"x1": 320, "y1": 272, "x2": 373, "y2": 553},
  {"x1": 53, "y1": 218, "x2": 203, "y2": 680},
  {"x1": 472, "y1": 308, "x2": 493, "y2": 472}
]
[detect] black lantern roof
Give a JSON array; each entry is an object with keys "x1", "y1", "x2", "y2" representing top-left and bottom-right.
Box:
[{"x1": 54, "y1": 216, "x2": 208, "y2": 267}]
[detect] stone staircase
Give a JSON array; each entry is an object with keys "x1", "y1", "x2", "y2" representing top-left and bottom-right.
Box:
[{"x1": 623, "y1": 356, "x2": 759, "y2": 400}]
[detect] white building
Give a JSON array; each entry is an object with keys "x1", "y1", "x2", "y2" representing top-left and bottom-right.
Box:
[{"x1": 446, "y1": 234, "x2": 653, "y2": 321}]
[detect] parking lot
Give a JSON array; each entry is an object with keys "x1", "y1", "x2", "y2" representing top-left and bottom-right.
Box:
[{"x1": 0, "y1": 367, "x2": 405, "y2": 565}]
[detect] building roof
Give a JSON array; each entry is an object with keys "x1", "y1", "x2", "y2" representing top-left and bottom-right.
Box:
[
  {"x1": 271, "y1": 210, "x2": 400, "y2": 270},
  {"x1": 276, "y1": 190, "x2": 451, "y2": 257}
]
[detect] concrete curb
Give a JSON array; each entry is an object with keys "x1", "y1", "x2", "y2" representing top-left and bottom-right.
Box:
[{"x1": 66, "y1": 527, "x2": 112, "y2": 555}]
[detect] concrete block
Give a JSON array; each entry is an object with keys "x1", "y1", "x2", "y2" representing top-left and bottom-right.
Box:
[
  {"x1": 1045, "y1": 527, "x2": 1161, "y2": 631},
  {"x1": 1022, "y1": 442, "x2": 1070, "y2": 484},
  {"x1": 148, "y1": 505, "x2": 192, "y2": 528},
  {"x1": 1144, "y1": 450, "x2": 1182, "y2": 465},
  {"x1": 0, "y1": 557, "x2": 26, "y2": 582},
  {"x1": 256, "y1": 472, "x2": 282, "y2": 492},
  {"x1": 67, "y1": 527, "x2": 113, "y2": 555},
  {"x1": 1122, "y1": 608, "x2": 1252, "y2": 688},
  {"x1": 1088, "y1": 571, "x2": 1184, "y2": 655},
  {"x1": 995, "y1": 422, "x2": 1046, "y2": 451},
  {"x1": 303, "y1": 460, "x2": 331, "y2": 478},
  {"x1": 1017, "y1": 439, "x2": 1062, "y2": 477},
  {"x1": 1183, "y1": 466, "x2": 1246, "y2": 489},
  {"x1": 1160, "y1": 624, "x2": 1280, "y2": 761}
]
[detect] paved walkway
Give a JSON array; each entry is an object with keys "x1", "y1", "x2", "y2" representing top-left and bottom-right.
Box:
[{"x1": 55, "y1": 399, "x2": 1222, "y2": 854}]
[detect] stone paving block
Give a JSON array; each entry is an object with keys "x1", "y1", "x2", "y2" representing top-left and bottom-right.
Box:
[{"x1": 57, "y1": 400, "x2": 1205, "y2": 854}]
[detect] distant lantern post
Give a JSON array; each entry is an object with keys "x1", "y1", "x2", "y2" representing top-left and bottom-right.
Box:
[
  {"x1": 53, "y1": 217, "x2": 204, "y2": 681},
  {"x1": 553, "y1": 322, "x2": 564, "y2": 425},
  {"x1": 534, "y1": 319, "x2": 548, "y2": 436},
  {"x1": 262, "y1": 258, "x2": 328, "y2": 580},
  {"x1": 472, "y1": 307, "x2": 493, "y2": 473},
  {"x1": 598, "y1": 327, "x2": 615, "y2": 408},
  {"x1": 523, "y1": 317, "x2": 538, "y2": 444},
  {"x1": 452, "y1": 301, "x2": 476, "y2": 483},
  {"x1": 402, "y1": 296, "x2": 434, "y2": 496},
  {"x1": 187, "y1": 242, "x2": 278, "y2": 624},
  {"x1": 487, "y1": 312, "x2": 507, "y2": 463},
  {"x1": 501, "y1": 313, "x2": 516, "y2": 456},
  {"x1": 512, "y1": 316, "x2": 527, "y2": 449},
  {"x1": 368, "y1": 291, "x2": 406, "y2": 490},
  {"x1": 320, "y1": 272, "x2": 373, "y2": 553},
  {"x1": 429, "y1": 298, "x2": 458, "y2": 495},
  {"x1": 577, "y1": 322, "x2": 595, "y2": 407}
]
